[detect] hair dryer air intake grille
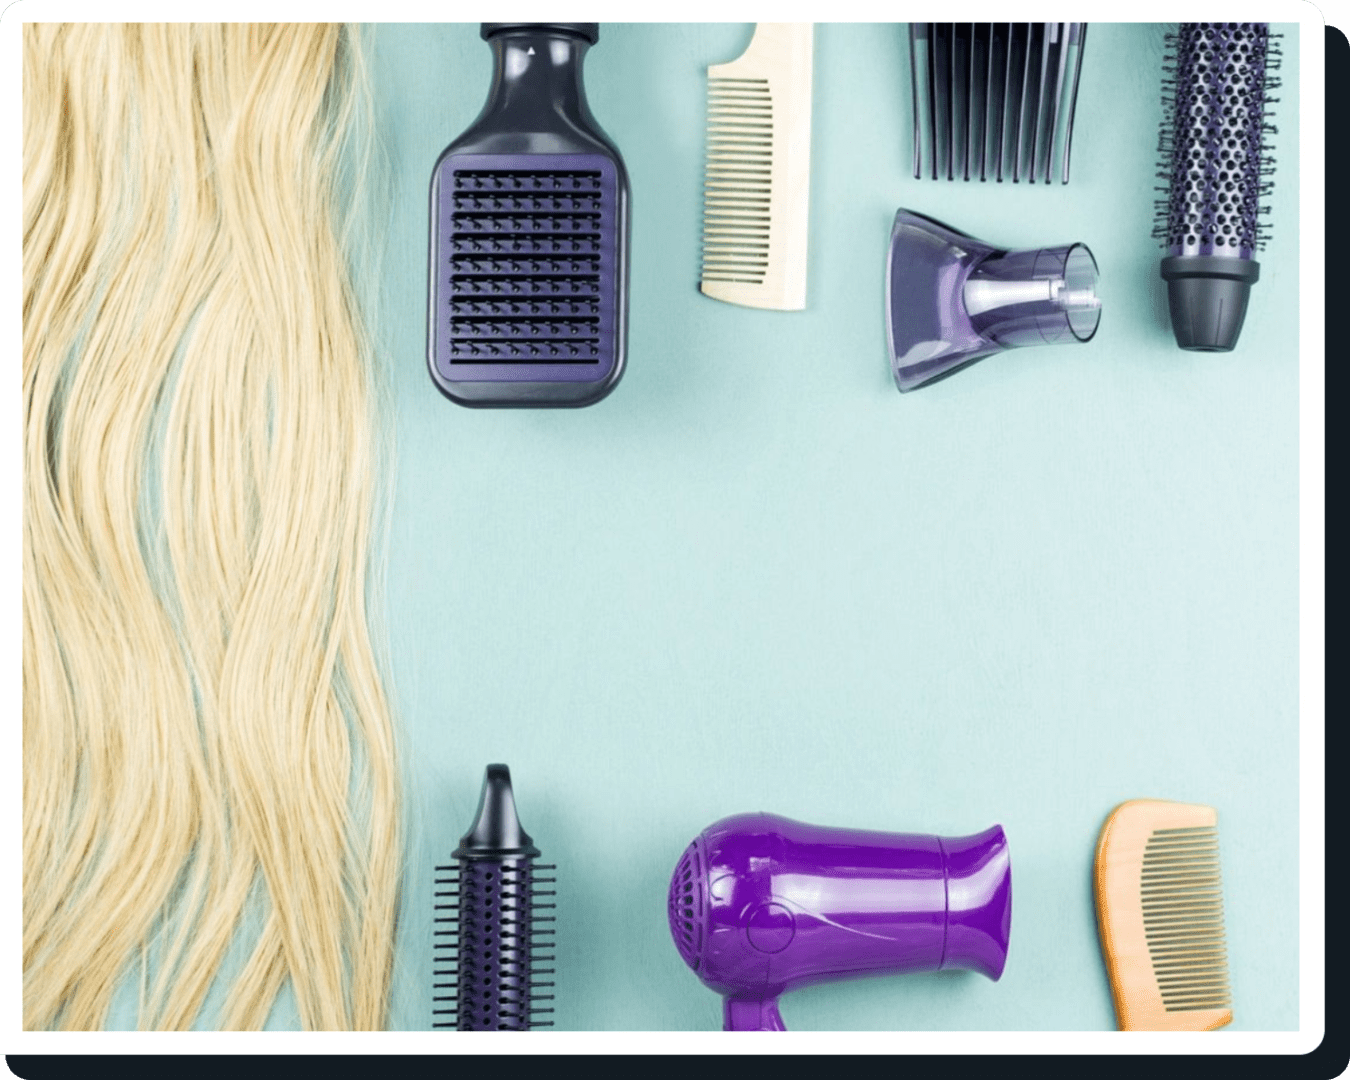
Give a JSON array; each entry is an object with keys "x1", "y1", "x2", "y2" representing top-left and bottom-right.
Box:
[{"x1": 668, "y1": 841, "x2": 706, "y2": 971}]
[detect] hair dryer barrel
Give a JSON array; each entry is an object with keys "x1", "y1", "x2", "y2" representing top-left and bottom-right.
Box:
[{"x1": 667, "y1": 813, "x2": 1011, "y2": 1031}]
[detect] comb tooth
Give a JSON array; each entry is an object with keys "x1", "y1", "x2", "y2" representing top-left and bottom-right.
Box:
[
  {"x1": 1043, "y1": 24, "x2": 1068, "y2": 183},
  {"x1": 977, "y1": 23, "x2": 992, "y2": 181},
  {"x1": 1031, "y1": 22, "x2": 1052, "y2": 182},
  {"x1": 990, "y1": 23, "x2": 1009, "y2": 181},
  {"x1": 1002, "y1": 24, "x2": 1026, "y2": 181},
  {"x1": 926, "y1": 24, "x2": 939, "y2": 179},
  {"x1": 954, "y1": 23, "x2": 971, "y2": 181},
  {"x1": 909, "y1": 23, "x2": 922, "y2": 178},
  {"x1": 947, "y1": 24, "x2": 957, "y2": 179}
]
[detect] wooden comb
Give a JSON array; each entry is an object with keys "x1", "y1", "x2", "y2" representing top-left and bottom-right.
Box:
[
  {"x1": 699, "y1": 23, "x2": 813, "y2": 310},
  {"x1": 1094, "y1": 799, "x2": 1233, "y2": 1030}
]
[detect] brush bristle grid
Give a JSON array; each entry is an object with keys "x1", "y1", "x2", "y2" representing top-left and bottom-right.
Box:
[
  {"x1": 1154, "y1": 23, "x2": 1280, "y2": 257},
  {"x1": 448, "y1": 170, "x2": 603, "y2": 363},
  {"x1": 701, "y1": 78, "x2": 773, "y2": 286},
  {"x1": 432, "y1": 863, "x2": 557, "y2": 1030},
  {"x1": 1141, "y1": 827, "x2": 1231, "y2": 1012}
]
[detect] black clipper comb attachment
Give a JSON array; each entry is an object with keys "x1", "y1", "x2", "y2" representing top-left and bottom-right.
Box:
[
  {"x1": 427, "y1": 24, "x2": 631, "y2": 407},
  {"x1": 433, "y1": 765, "x2": 557, "y2": 1030},
  {"x1": 909, "y1": 23, "x2": 1087, "y2": 184}
]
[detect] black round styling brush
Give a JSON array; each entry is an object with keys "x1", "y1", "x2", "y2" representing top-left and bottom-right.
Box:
[
  {"x1": 1155, "y1": 22, "x2": 1280, "y2": 351},
  {"x1": 433, "y1": 765, "x2": 556, "y2": 1029}
]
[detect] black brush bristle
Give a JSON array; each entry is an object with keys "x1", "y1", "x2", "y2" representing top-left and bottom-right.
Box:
[{"x1": 434, "y1": 765, "x2": 555, "y2": 1030}]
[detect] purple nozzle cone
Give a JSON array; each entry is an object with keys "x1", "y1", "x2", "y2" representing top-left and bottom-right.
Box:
[
  {"x1": 886, "y1": 208, "x2": 1099, "y2": 391},
  {"x1": 941, "y1": 825, "x2": 1012, "y2": 981}
]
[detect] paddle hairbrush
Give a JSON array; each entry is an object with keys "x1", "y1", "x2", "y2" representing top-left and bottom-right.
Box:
[
  {"x1": 428, "y1": 23, "x2": 630, "y2": 407},
  {"x1": 1094, "y1": 799, "x2": 1232, "y2": 1030}
]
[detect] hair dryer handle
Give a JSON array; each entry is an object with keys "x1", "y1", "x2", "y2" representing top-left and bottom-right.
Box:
[{"x1": 723, "y1": 995, "x2": 786, "y2": 1031}]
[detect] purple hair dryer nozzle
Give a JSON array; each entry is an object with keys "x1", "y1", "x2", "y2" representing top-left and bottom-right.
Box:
[
  {"x1": 668, "y1": 813, "x2": 1011, "y2": 1031},
  {"x1": 886, "y1": 208, "x2": 1100, "y2": 392}
]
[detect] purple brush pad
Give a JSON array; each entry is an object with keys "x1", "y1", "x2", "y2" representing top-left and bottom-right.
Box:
[{"x1": 431, "y1": 152, "x2": 620, "y2": 385}]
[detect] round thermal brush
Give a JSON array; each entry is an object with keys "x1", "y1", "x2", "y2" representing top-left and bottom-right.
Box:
[
  {"x1": 433, "y1": 765, "x2": 556, "y2": 1030},
  {"x1": 1156, "y1": 22, "x2": 1279, "y2": 351}
]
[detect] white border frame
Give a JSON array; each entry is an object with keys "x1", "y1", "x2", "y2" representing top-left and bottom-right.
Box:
[{"x1": 2, "y1": 0, "x2": 1328, "y2": 1056}]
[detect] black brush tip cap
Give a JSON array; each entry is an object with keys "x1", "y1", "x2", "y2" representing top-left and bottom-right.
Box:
[
  {"x1": 453, "y1": 764, "x2": 540, "y2": 859},
  {"x1": 481, "y1": 23, "x2": 599, "y2": 44}
]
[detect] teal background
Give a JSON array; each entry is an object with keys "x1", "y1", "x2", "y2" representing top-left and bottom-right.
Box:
[{"x1": 372, "y1": 23, "x2": 1300, "y2": 1031}]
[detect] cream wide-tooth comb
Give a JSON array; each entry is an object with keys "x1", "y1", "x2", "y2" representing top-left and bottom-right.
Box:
[
  {"x1": 699, "y1": 23, "x2": 814, "y2": 310},
  {"x1": 1094, "y1": 799, "x2": 1233, "y2": 1031}
]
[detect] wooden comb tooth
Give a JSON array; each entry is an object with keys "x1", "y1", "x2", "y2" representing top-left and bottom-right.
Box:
[
  {"x1": 699, "y1": 23, "x2": 813, "y2": 310},
  {"x1": 1094, "y1": 800, "x2": 1233, "y2": 1030}
]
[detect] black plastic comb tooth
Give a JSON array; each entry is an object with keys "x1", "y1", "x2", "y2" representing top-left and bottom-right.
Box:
[
  {"x1": 433, "y1": 765, "x2": 556, "y2": 1031},
  {"x1": 427, "y1": 24, "x2": 630, "y2": 408}
]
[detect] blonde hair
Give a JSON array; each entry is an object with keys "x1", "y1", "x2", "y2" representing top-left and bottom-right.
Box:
[{"x1": 22, "y1": 23, "x2": 400, "y2": 1030}]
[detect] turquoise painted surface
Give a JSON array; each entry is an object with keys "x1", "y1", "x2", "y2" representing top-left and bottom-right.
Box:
[{"x1": 373, "y1": 23, "x2": 1300, "y2": 1031}]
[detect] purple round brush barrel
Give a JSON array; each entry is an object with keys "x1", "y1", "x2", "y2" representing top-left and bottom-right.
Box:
[
  {"x1": 1157, "y1": 23, "x2": 1276, "y2": 351},
  {"x1": 667, "y1": 812, "x2": 1012, "y2": 1031},
  {"x1": 886, "y1": 208, "x2": 1100, "y2": 392}
]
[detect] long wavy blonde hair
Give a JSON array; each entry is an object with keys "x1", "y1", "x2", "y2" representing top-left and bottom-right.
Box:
[{"x1": 22, "y1": 23, "x2": 400, "y2": 1030}]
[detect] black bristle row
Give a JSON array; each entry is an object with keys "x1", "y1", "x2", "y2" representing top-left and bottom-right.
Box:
[{"x1": 1154, "y1": 22, "x2": 1277, "y2": 256}]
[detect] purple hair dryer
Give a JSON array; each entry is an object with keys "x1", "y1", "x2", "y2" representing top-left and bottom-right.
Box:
[{"x1": 667, "y1": 813, "x2": 1011, "y2": 1031}]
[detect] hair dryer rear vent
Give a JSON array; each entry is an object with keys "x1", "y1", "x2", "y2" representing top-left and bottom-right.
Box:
[{"x1": 668, "y1": 841, "x2": 706, "y2": 971}]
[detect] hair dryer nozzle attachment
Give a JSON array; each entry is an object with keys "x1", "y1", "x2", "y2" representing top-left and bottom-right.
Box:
[{"x1": 887, "y1": 209, "x2": 1099, "y2": 391}]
